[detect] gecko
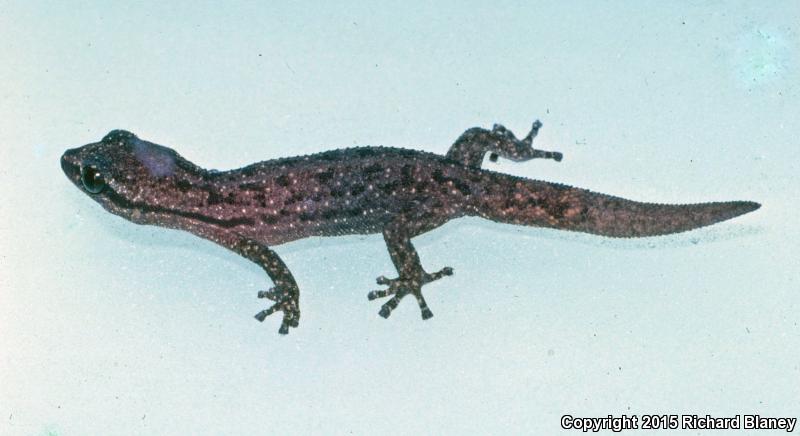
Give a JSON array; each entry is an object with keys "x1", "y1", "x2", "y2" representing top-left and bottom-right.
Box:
[{"x1": 60, "y1": 121, "x2": 760, "y2": 334}]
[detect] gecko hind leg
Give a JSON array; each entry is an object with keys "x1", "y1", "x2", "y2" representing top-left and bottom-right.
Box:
[
  {"x1": 368, "y1": 217, "x2": 453, "y2": 320},
  {"x1": 445, "y1": 120, "x2": 563, "y2": 168}
]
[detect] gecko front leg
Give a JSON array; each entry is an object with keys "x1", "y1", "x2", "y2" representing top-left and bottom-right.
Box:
[
  {"x1": 368, "y1": 215, "x2": 453, "y2": 320},
  {"x1": 233, "y1": 235, "x2": 300, "y2": 334}
]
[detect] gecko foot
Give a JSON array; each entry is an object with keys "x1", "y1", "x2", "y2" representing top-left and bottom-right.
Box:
[
  {"x1": 367, "y1": 267, "x2": 453, "y2": 320},
  {"x1": 255, "y1": 286, "x2": 300, "y2": 334}
]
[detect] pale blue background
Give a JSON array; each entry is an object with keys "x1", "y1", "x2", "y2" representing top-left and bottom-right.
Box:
[{"x1": 1, "y1": 1, "x2": 797, "y2": 435}]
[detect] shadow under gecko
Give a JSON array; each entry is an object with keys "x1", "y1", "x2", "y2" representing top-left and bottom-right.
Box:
[{"x1": 60, "y1": 121, "x2": 760, "y2": 334}]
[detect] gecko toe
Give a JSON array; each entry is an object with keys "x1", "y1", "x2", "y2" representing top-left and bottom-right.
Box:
[
  {"x1": 378, "y1": 294, "x2": 402, "y2": 318},
  {"x1": 275, "y1": 310, "x2": 300, "y2": 334},
  {"x1": 420, "y1": 307, "x2": 434, "y2": 320},
  {"x1": 278, "y1": 322, "x2": 289, "y2": 335},
  {"x1": 257, "y1": 287, "x2": 283, "y2": 302},
  {"x1": 425, "y1": 266, "x2": 453, "y2": 282},
  {"x1": 368, "y1": 289, "x2": 391, "y2": 301},
  {"x1": 254, "y1": 303, "x2": 280, "y2": 322},
  {"x1": 415, "y1": 293, "x2": 434, "y2": 320}
]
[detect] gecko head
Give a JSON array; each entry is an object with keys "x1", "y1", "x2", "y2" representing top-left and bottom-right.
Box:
[{"x1": 60, "y1": 130, "x2": 193, "y2": 223}]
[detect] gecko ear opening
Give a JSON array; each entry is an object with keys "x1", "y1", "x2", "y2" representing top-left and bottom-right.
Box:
[{"x1": 81, "y1": 165, "x2": 107, "y2": 194}]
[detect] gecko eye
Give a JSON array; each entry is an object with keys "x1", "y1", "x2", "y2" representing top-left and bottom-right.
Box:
[{"x1": 81, "y1": 165, "x2": 106, "y2": 194}]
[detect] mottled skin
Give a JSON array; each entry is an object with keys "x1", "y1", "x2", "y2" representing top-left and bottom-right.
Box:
[{"x1": 60, "y1": 121, "x2": 760, "y2": 334}]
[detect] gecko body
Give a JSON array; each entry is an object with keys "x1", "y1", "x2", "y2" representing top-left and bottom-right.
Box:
[{"x1": 60, "y1": 122, "x2": 759, "y2": 333}]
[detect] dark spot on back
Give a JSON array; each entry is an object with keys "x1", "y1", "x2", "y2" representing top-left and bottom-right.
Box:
[
  {"x1": 432, "y1": 169, "x2": 447, "y2": 184},
  {"x1": 330, "y1": 188, "x2": 345, "y2": 198},
  {"x1": 400, "y1": 201, "x2": 416, "y2": 214},
  {"x1": 546, "y1": 201, "x2": 567, "y2": 219},
  {"x1": 315, "y1": 168, "x2": 335, "y2": 183},
  {"x1": 429, "y1": 168, "x2": 471, "y2": 196},
  {"x1": 283, "y1": 191, "x2": 304, "y2": 205},
  {"x1": 400, "y1": 164, "x2": 414, "y2": 187},
  {"x1": 380, "y1": 180, "x2": 400, "y2": 194},
  {"x1": 275, "y1": 175, "x2": 290, "y2": 187},
  {"x1": 350, "y1": 184, "x2": 366, "y2": 196},
  {"x1": 239, "y1": 182, "x2": 264, "y2": 191},
  {"x1": 261, "y1": 214, "x2": 279, "y2": 225},
  {"x1": 253, "y1": 192, "x2": 267, "y2": 207},
  {"x1": 176, "y1": 179, "x2": 192, "y2": 192},
  {"x1": 207, "y1": 191, "x2": 223, "y2": 206},
  {"x1": 362, "y1": 163, "x2": 383, "y2": 181},
  {"x1": 453, "y1": 179, "x2": 471, "y2": 196}
]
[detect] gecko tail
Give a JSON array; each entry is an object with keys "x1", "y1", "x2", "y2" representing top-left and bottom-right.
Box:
[
  {"x1": 473, "y1": 176, "x2": 760, "y2": 238},
  {"x1": 568, "y1": 199, "x2": 761, "y2": 238}
]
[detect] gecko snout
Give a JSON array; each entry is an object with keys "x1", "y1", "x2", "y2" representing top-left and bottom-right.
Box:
[{"x1": 60, "y1": 150, "x2": 81, "y2": 182}]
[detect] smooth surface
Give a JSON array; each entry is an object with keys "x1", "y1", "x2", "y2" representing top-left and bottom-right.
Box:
[{"x1": 1, "y1": 1, "x2": 797, "y2": 435}]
